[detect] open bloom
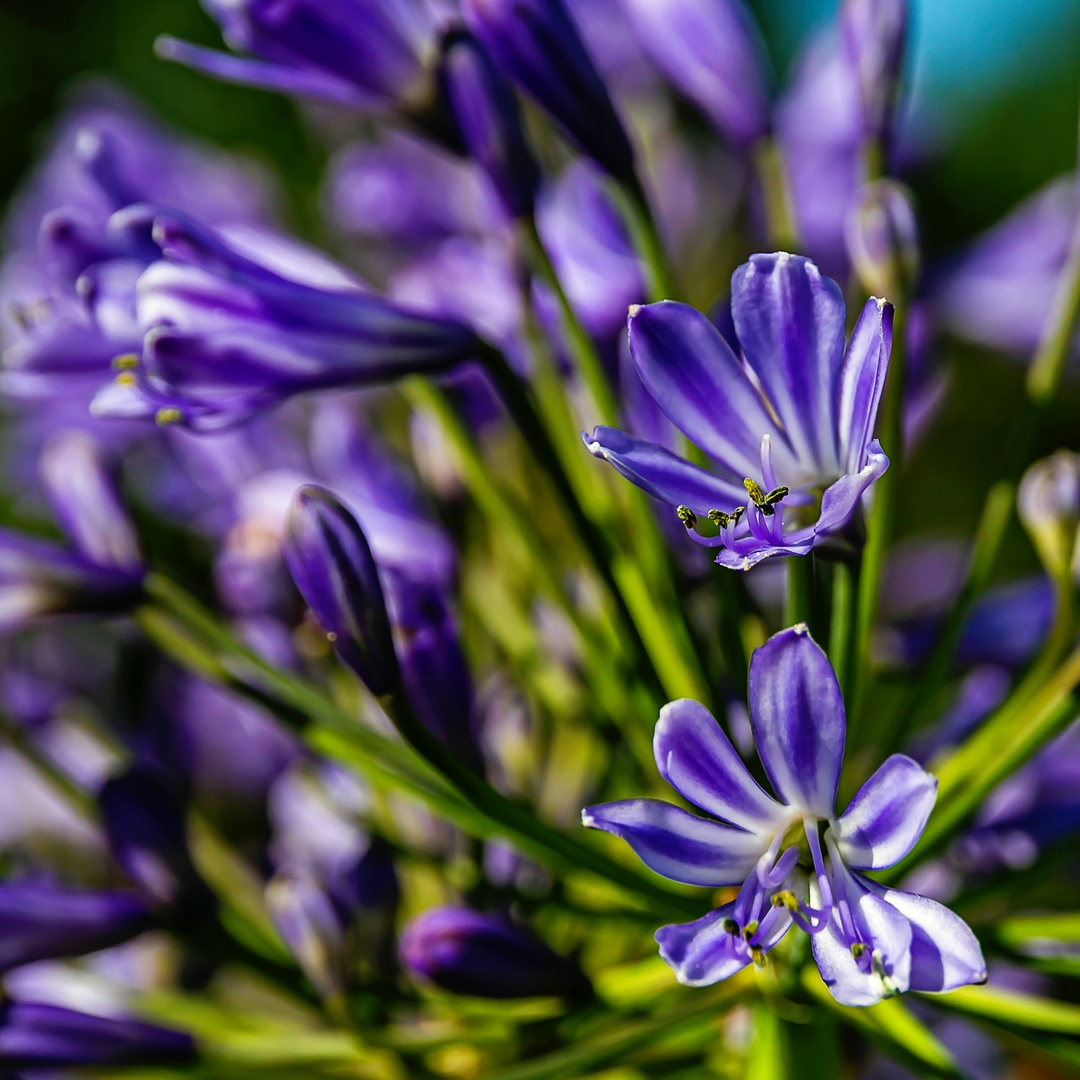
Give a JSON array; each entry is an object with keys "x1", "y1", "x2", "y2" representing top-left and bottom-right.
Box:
[
  {"x1": 585, "y1": 252, "x2": 891, "y2": 568},
  {"x1": 583, "y1": 625, "x2": 986, "y2": 1006}
]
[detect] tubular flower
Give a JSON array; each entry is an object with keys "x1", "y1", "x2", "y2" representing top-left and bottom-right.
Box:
[
  {"x1": 585, "y1": 252, "x2": 892, "y2": 568},
  {"x1": 584, "y1": 626, "x2": 986, "y2": 1006}
]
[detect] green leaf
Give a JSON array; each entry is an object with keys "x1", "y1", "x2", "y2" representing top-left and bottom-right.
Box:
[
  {"x1": 746, "y1": 1005, "x2": 787, "y2": 1080},
  {"x1": 928, "y1": 984, "x2": 1080, "y2": 1034}
]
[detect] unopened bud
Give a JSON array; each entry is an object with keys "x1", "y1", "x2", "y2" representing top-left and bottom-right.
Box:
[
  {"x1": 1019, "y1": 450, "x2": 1080, "y2": 579},
  {"x1": 845, "y1": 179, "x2": 919, "y2": 299}
]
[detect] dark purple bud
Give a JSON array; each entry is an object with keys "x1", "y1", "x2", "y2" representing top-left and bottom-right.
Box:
[
  {"x1": 441, "y1": 29, "x2": 540, "y2": 219},
  {"x1": 383, "y1": 571, "x2": 481, "y2": 770},
  {"x1": 400, "y1": 907, "x2": 591, "y2": 999},
  {"x1": 326, "y1": 838, "x2": 401, "y2": 920},
  {"x1": 157, "y1": 0, "x2": 438, "y2": 111},
  {"x1": 617, "y1": 0, "x2": 770, "y2": 148},
  {"x1": 462, "y1": 0, "x2": 636, "y2": 184},
  {"x1": 840, "y1": 0, "x2": 908, "y2": 144},
  {"x1": 0, "y1": 1003, "x2": 194, "y2": 1068},
  {"x1": 98, "y1": 764, "x2": 217, "y2": 922},
  {"x1": 844, "y1": 179, "x2": 919, "y2": 298},
  {"x1": 283, "y1": 486, "x2": 400, "y2": 696},
  {"x1": 0, "y1": 883, "x2": 150, "y2": 973}
]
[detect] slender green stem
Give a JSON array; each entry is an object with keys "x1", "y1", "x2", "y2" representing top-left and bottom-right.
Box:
[
  {"x1": 753, "y1": 138, "x2": 799, "y2": 251},
  {"x1": 520, "y1": 215, "x2": 618, "y2": 426},
  {"x1": 829, "y1": 555, "x2": 862, "y2": 707},
  {"x1": 785, "y1": 554, "x2": 814, "y2": 629},
  {"x1": 608, "y1": 175, "x2": 679, "y2": 301},
  {"x1": 852, "y1": 302, "x2": 906, "y2": 736},
  {"x1": 479, "y1": 344, "x2": 673, "y2": 701},
  {"x1": 142, "y1": 575, "x2": 704, "y2": 919},
  {"x1": 899, "y1": 212, "x2": 1080, "y2": 733}
]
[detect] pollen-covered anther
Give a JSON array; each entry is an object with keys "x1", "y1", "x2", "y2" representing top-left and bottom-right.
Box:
[
  {"x1": 115, "y1": 372, "x2": 137, "y2": 387},
  {"x1": 850, "y1": 942, "x2": 866, "y2": 959},
  {"x1": 741, "y1": 920, "x2": 759, "y2": 940},
  {"x1": 722, "y1": 918, "x2": 740, "y2": 936},
  {"x1": 750, "y1": 945, "x2": 767, "y2": 968},
  {"x1": 676, "y1": 505, "x2": 697, "y2": 530},
  {"x1": 743, "y1": 478, "x2": 789, "y2": 517},
  {"x1": 708, "y1": 506, "x2": 745, "y2": 529},
  {"x1": 771, "y1": 890, "x2": 801, "y2": 912},
  {"x1": 155, "y1": 406, "x2": 183, "y2": 426},
  {"x1": 112, "y1": 353, "x2": 139, "y2": 370}
]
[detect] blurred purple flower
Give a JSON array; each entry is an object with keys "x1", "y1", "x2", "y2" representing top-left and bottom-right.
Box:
[
  {"x1": 586, "y1": 253, "x2": 891, "y2": 568},
  {"x1": 400, "y1": 906, "x2": 591, "y2": 998},
  {"x1": 585, "y1": 626, "x2": 985, "y2": 1005},
  {"x1": 839, "y1": 0, "x2": 908, "y2": 145}
]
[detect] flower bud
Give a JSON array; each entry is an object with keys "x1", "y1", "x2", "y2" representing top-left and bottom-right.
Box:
[
  {"x1": 0, "y1": 883, "x2": 151, "y2": 974},
  {"x1": 441, "y1": 29, "x2": 541, "y2": 220},
  {"x1": 1019, "y1": 450, "x2": 1080, "y2": 579},
  {"x1": 845, "y1": 179, "x2": 919, "y2": 299},
  {"x1": 462, "y1": 0, "x2": 636, "y2": 184},
  {"x1": 283, "y1": 486, "x2": 400, "y2": 696},
  {"x1": 0, "y1": 1003, "x2": 194, "y2": 1068},
  {"x1": 399, "y1": 906, "x2": 592, "y2": 999},
  {"x1": 840, "y1": 0, "x2": 908, "y2": 143},
  {"x1": 617, "y1": 0, "x2": 769, "y2": 148},
  {"x1": 265, "y1": 874, "x2": 346, "y2": 1002}
]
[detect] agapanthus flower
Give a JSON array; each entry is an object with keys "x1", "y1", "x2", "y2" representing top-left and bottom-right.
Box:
[
  {"x1": 92, "y1": 210, "x2": 482, "y2": 431},
  {"x1": 585, "y1": 252, "x2": 891, "y2": 568},
  {"x1": 584, "y1": 625, "x2": 986, "y2": 1005},
  {"x1": 157, "y1": 0, "x2": 442, "y2": 114}
]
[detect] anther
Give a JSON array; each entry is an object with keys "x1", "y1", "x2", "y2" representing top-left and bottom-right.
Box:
[
  {"x1": 722, "y1": 918, "x2": 740, "y2": 936},
  {"x1": 115, "y1": 372, "x2": 136, "y2": 387},
  {"x1": 155, "y1": 406, "x2": 183, "y2": 426},
  {"x1": 850, "y1": 942, "x2": 866, "y2": 959},
  {"x1": 742, "y1": 920, "x2": 759, "y2": 940},
  {"x1": 676, "y1": 505, "x2": 697, "y2": 530},
  {"x1": 750, "y1": 945, "x2": 766, "y2": 968},
  {"x1": 112, "y1": 353, "x2": 139, "y2": 370},
  {"x1": 772, "y1": 890, "x2": 800, "y2": 912},
  {"x1": 743, "y1": 478, "x2": 789, "y2": 517}
]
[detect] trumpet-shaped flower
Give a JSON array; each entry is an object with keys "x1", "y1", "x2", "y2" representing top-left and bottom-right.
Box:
[
  {"x1": 585, "y1": 252, "x2": 891, "y2": 568},
  {"x1": 583, "y1": 625, "x2": 986, "y2": 1006}
]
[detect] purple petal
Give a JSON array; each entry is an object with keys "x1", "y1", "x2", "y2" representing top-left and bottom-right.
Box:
[
  {"x1": 627, "y1": 301, "x2": 788, "y2": 479},
  {"x1": 731, "y1": 253, "x2": 847, "y2": 476},
  {"x1": 812, "y1": 440, "x2": 889, "y2": 534},
  {"x1": 837, "y1": 297, "x2": 892, "y2": 474},
  {"x1": 879, "y1": 889, "x2": 987, "y2": 993},
  {"x1": 582, "y1": 799, "x2": 768, "y2": 886},
  {"x1": 747, "y1": 625, "x2": 844, "y2": 816},
  {"x1": 655, "y1": 905, "x2": 751, "y2": 986},
  {"x1": 155, "y1": 37, "x2": 375, "y2": 107},
  {"x1": 654, "y1": 699, "x2": 786, "y2": 833},
  {"x1": 582, "y1": 426, "x2": 746, "y2": 513},
  {"x1": 834, "y1": 755, "x2": 936, "y2": 870}
]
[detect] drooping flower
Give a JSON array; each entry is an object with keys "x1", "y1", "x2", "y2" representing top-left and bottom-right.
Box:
[
  {"x1": 399, "y1": 906, "x2": 592, "y2": 999},
  {"x1": 583, "y1": 625, "x2": 986, "y2": 1005},
  {"x1": 585, "y1": 252, "x2": 891, "y2": 568},
  {"x1": 156, "y1": 0, "x2": 442, "y2": 114}
]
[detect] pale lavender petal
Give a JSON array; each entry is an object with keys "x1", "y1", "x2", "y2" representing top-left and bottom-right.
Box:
[
  {"x1": 836, "y1": 296, "x2": 892, "y2": 474},
  {"x1": 582, "y1": 799, "x2": 768, "y2": 886},
  {"x1": 582, "y1": 427, "x2": 746, "y2": 513},
  {"x1": 655, "y1": 905, "x2": 751, "y2": 987},
  {"x1": 747, "y1": 625, "x2": 844, "y2": 816},
  {"x1": 155, "y1": 37, "x2": 375, "y2": 107},
  {"x1": 627, "y1": 301, "x2": 789, "y2": 479},
  {"x1": 834, "y1": 755, "x2": 936, "y2": 870},
  {"x1": 654, "y1": 699, "x2": 786, "y2": 833},
  {"x1": 812, "y1": 440, "x2": 889, "y2": 534},
  {"x1": 731, "y1": 252, "x2": 847, "y2": 475},
  {"x1": 880, "y1": 889, "x2": 987, "y2": 993}
]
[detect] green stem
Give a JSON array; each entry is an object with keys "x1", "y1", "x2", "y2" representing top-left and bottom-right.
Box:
[
  {"x1": 142, "y1": 576, "x2": 704, "y2": 920},
  {"x1": 479, "y1": 344, "x2": 671, "y2": 702},
  {"x1": 609, "y1": 175, "x2": 678, "y2": 301},
  {"x1": 829, "y1": 555, "x2": 862, "y2": 707},
  {"x1": 852, "y1": 301, "x2": 906, "y2": 736},
  {"x1": 785, "y1": 554, "x2": 814, "y2": 630},
  {"x1": 753, "y1": 138, "x2": 799, "y2": 251},
  {"x1": 900, "y1": 211, "x2": 1080, "y2": 733},
  {"x1": 521, "y1": 215, "x2": 619, "y2": 426}
]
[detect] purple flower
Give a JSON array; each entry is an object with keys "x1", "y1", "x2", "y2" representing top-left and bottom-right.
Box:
[
  {"x1": 462, "y1": 0, "x2": 636, "y2": 184},
  {"x1": 931, "y1": 175, "x2": 1078, "y2": 360},
  {"x1": 839, "y1": 0, "x2": 908, "y2": 145},
  {"x1": 265, "y1": 873, "x2": 348, "y2": 1000},
  {"x1": 845, "y1": 179, "x2": 920, "y2": 299},
  {"x1": 92, "y1": 212, "x2": 482, "y2": 431},
  {"x1": 283, "y1": 485, "x2": 400, "y2": 697},
  {"x1": 0, "y1": 432, "x2": 144, "y2": 632},
  {"x1": 399, "y1": 906, "x2": 592, "y2": 999},
  {"x1": 0, "y1": 1002, "x2": 194, "y2": 1068},
  {"x1": 0, "y1": 883, "x2": 150, "y2": 973},
  {"x1": 584, "y1": 626, "x2": 986, "y2": 1005},
  {"x1": 441, "y1": 30, "x2": 541, "y2": 220},
  {"x1": 585, "y1": 253, "x2": 891, "y2": 568},
  {"x1": 615, "y1": 0, "x2": 770, "y2": 148},
  {"x1": 156, "y1": 0, "x2": 440, "y2": 112}
]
